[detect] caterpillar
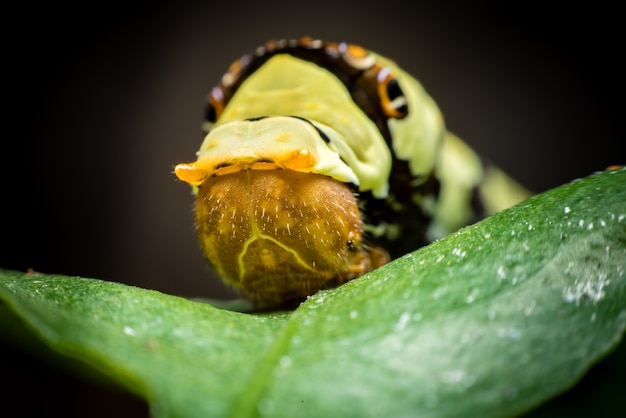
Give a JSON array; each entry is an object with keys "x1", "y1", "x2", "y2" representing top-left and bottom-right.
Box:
[{"x1": 175, "y1": 37, "x2": 531, "y2": 308}]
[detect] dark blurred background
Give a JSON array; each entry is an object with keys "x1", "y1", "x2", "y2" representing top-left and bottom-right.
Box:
[{"x1": 2, "y1": 1, "x2": 623, "y2": 416}]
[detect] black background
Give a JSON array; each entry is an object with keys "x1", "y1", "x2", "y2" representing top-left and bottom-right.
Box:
[{"x1": 2, "y1": 1, "x2": 623, "y2": 416}]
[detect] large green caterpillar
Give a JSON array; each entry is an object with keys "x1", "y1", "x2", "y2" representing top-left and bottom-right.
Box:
[{"x1": 175, "y1": 37, "x2": 531, "y2": 308}]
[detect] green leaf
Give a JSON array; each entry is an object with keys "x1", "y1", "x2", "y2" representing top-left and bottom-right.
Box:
[{"x1": 1, "y1": 167, "x2": 625, "y2": 417}]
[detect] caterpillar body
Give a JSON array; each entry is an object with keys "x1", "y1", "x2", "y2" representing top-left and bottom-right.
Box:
[{"x1": 175, "y1": 37, "x2": 530, "y2": 308}]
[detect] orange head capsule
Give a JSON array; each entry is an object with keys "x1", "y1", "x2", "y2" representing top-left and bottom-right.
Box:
[{"x1": 192, "y1": 169, "x2": 383, "y2": 307}]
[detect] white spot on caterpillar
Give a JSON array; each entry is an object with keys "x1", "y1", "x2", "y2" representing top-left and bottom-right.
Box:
[{"x1": 564, "y1": 206, "x2": 571, "y2": 214}]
